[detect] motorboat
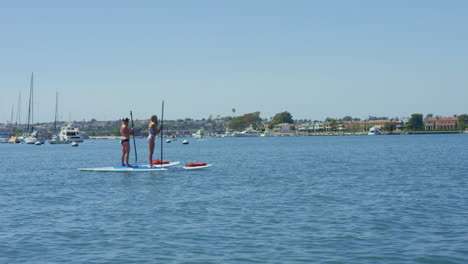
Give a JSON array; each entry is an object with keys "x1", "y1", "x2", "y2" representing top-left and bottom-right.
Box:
[
  {"x1": 0, "y1": 133, "x2": 9, "y2": 143},
  {"x1": 232, "y1": 127, "x2": 262, "y2": 137},
  {"x1": 59, "y1": 123, "x2": 84, "y2": 142},
  {"x1": 192, "y1": 129, "x2": 205, "y2": 139},
  {"x1": 261, "y1": 130, "x2": 277, "y2": 137},
  {"x1": 368, "y1": 126, "x2": 382, "y2": 135}
]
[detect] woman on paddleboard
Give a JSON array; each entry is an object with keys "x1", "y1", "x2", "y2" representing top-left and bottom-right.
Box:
[
  {"x1": 148, "y1": 115, "x2": 161, "y2": 167},
  {"x1": 120, "y1": 117, "x2": 134, "y2": 167}
]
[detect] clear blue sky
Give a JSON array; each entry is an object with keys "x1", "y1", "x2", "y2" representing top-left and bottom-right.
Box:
[{"x1": 1, "y1": 0, "x2": 467, "y2": 123}]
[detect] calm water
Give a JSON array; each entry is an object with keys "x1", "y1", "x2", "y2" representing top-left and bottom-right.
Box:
[{"x1": 1, "y1": 135, "x2": 467, "y2": 263}]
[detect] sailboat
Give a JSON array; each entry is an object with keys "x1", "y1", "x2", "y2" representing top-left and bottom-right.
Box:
[
  {"x1": 49, "y1": 92, "x2": 70, "y2": 144},
  {"x1": 20, "y1": 73, "x2": 45, "y2": 144}
]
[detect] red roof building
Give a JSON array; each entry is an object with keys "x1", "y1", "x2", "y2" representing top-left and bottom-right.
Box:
[{"x1": 424, "y1": 117, "x2": 458, "y2": 130}]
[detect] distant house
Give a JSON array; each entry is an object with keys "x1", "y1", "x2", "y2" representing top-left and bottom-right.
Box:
[
  {"x1": 364, "y1": 120, "x2": 394, "y2": 130},
  {"x1": 424, "y1": 117, "x2": 458, "y2": 130},
  {"x1": 272, "y1": 123, "x2": 294, "y2": 133},
  {"x1": 395, "y1": 118, "x2": 409, "y2": 131},
  {"x1": 345, "y1": 121, "x2": 365, "y2": 132},
  {"x1": 299, "y1": 122, "x2": 324, "y2": 132}
]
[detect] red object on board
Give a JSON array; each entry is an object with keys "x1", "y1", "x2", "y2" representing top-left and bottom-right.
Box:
[
  {"x1": 152, "y1": 159, "x2": 169, "y2": 165},
  {"x1": 185, "y1": 163, "x2": 207, "y2": 167}
]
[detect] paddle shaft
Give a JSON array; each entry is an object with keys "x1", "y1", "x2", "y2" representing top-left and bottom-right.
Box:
[
  {"x1": 130, "y1": 111, "x2": 137, "y2": 164},
  {"x1": 160, "y1": 101, "x2": 164, "y2": 162}
]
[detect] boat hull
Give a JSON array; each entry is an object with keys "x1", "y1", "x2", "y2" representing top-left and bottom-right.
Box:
[
  {"x1": 65, "y1": 136, "x2": 84, "y2": 142},
  {"x1": 24, "y1": 137, "x2": 37, "y2": 144}
]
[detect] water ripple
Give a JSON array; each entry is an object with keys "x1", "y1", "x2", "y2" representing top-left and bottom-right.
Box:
[{"x1": 1, "y1": 135, "x2": 467, "y2": 263}]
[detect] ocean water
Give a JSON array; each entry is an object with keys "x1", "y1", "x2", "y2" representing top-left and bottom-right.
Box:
[{"x1": 1, "y1": 135, "x2": 467, "y2": 264}]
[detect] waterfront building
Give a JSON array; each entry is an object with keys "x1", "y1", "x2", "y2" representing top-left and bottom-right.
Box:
[
  {"x1": 424, "y1": 117, "x2": 458, "y2": 130},
  {"x1": 272, "y1": 123, "x2": 295, "y2": 134},
  {"x1": 298, "y1": 122, "x2": 325, "y2": 132}
]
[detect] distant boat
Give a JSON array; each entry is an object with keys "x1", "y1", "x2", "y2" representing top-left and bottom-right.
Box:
[
  {"x1": 0, "y1": 133, "x2": 9, "y2": 143},
  {"x1": 192, "y1": 129, "x2": 205, "y2": 139},
  {"x1": 221, "y1": 128, "x2": 235, "y2": 137},
  {"x1": 368, "y1": 126, "x2": 382, "y2": 135},
  {"x1": 261, "y1": 130, "x2": 277, "y2": 137},
  {"x1": 59, "y1": 123, "x2": 84, "y2": 142},
  {"x1": 71, "y1": 141, "x2": 79, "y2": 147},
  {"x1": 182, "y1": 139, "x2": 189, "y2": 144},
  {"x1": 20, "y1": 73, "x2": 46, "y2": 144},
  {"x1": 8, "y1": 136, "x2": 21, "y2": 144},
  {"x1": 49, "y1": 134, "x2": 70, "y2": 144},
  {"x1": 49, "y1": 92, "x2": 70, "y2": 144},
  {"x1": 27, "y1": 130, "x2": 46, "y2": 144},
  {"x1": 232, "y1": 126, "x2": 262, "y2": 137}
]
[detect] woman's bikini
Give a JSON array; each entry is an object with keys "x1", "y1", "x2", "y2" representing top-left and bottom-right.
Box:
[{"x1": 121, "y1": 127, "x2": 131, "y2": 144}]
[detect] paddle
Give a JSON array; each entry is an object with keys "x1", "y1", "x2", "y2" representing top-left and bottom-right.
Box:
[
  {"x1": 130, "y1": 111, "x2": 137, "y2": 164},
  {"x1": 160, "y1": 101, "x2": 164, "y2": 164}
]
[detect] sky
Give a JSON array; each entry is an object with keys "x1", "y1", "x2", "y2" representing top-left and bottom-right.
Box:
[{"x1": 0, "y1": 0, "x2": 467, "y2": 123}]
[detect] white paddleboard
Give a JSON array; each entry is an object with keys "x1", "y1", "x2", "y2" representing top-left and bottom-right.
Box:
[
  {"x1": 78, "y1": 163, "x2": 213, "y2": 172},
  {"x1": 150, "y1": 161, "x2": 180, "y2": 168},
  {"x1": 78, "y1": 166, "x2": 169, "y2": 172}
]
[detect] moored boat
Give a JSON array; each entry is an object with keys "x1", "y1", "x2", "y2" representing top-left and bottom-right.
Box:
[
  {"x1": 192, "y1": 129, "x2": 205, "y2": 138},
  {"x1": 49, "y1": 92, "x2": 70, "y2": 144},
  {"x1": 24, "y1": 130, "x2": 46, "y2": 144},
  {"x1": 368, "y1": 126, "x2": 382, "y2": 135},
  {"x1": 0, "y1": 133, "x2": 9, "y2": 143},
  {"x1": 49, "y1": 134, "x2": 70, "y2": 144},
  {"x1": 59, "y1": 123, "x2": 84, "y2": 142},
  {"x1": 232, "y1": 126, "x2": 262, "y2": 137},
  {"x1": 261, "y1": 130, "x2": 277, "y2": 137},
  {"x1": 8, "y1": 136, "x2": 21, "y2": 144}
]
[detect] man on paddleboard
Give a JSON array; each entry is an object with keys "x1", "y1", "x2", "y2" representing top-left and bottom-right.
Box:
[
  {"x1": 148, "y1": 115, "x2": 161, "y2": 167},
  {"x1": 120, "y1": 117, "x2": 134, "y2": 167}
]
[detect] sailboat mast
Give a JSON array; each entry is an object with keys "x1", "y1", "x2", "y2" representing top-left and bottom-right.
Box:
[
  {"x1": 160, "y1": 100, "x2": 164, "y2": 163},
  {"x1": 31, "y1": 72, "x2": 34, "y2": 130},
  {"x1": 10, "y1": 105, "x2": 14, "y2": 125},
  {"x1": 26, "y1": 73, "x2": 33, "y2": 133},
  {"x1": 16, "y1": 90, "x2": 21, "y2": 127},
  {"x1": 54, "y1": 92, "x2": 58, "y2": 132}
]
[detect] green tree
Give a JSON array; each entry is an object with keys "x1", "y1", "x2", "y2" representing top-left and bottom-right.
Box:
[
  {"x1": 458, "y1": 114, "x2": 468, "y2": 129},
  {"x1": 384, "y1": 122, "x2": 395, "y2": 131},
  {"x1": 343, "y1": 116, "x2": 353, "y2": 122},
  {"x1": 270, "y1": 111, "x2": 294, "y2": 126},
  {"x1": 409, "y1": 113, "x2": 424, "y2": 130},
  {"x1": 228, "y1": 118, "x2": 244, "y2": 131},
  {"x1": 228, "y1": 112, "x2": 262, "y2": 131}
]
